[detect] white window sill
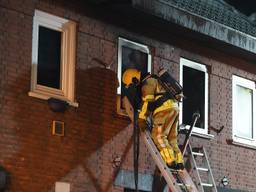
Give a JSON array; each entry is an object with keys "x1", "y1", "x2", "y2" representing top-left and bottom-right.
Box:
[
  {"x1": 191, "y1": 131, "x2": 214, "y2": 139},
  {"x1": 228, "y1": 139, "x2": 256, "y2": 150},
  {"x1": 28, "y1": 91, "x2": 79, "y2": 107}
]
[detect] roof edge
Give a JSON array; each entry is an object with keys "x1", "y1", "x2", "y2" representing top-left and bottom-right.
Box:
[{"x1": 132, "y1": 0, "x2": 256, "y2": 55}]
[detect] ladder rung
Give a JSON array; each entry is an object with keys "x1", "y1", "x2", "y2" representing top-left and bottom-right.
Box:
[
  {"x1": 169, "y1": 169, "x2": 182, "y2": 173},
  {"x1": 201, "y1": 183, "x2": 213, "y2": 187},
  {"x1": 197, "y1": 167, "x2": 209, "y2": 172},
  {"x1": 177, "y1": 183, "x2": 191, "y2": 187},
  {"x1": 192, "y1": 152, "x2": 204, "y2": 156}
]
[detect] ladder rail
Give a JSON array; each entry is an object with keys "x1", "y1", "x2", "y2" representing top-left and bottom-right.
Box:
[
  {"x1": 188, "y1": 144, "x2": 218, "y2": 192},
  {"x1": 142, "y1": 130, "x2": 199, "y2": 192},
  {"x1": 175, "y1": 168, "x2": 199, "y2": 192},
  {"x1": 181, "y1": 113, "x2": 200, "y2": 156},
  {"x1": 202, "y1": 147, "x2": 218, "y2": 192},
  {"x1": 188, "y1": 144, "x2": 204, "y2": 192},
  {"x1": 142, "y1": 130, "x2": 183, "y2": 192},
  {"x1": 122, "y1": 97, "x2": 200, "y2": 191}
]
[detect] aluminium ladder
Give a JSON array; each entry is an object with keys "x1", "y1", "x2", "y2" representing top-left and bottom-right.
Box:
[
  {"x1": 186, "y1": 144, "x2": 217, "y2": 192},
  {"x1": 122, "y1": 96, "x2": 216, "y2": 191},
  {"x1": 142, "y1": 129, "x2": 198, "y2": 192},
  {"x1": 143, "y1": 112, "x2": 217, "y2": 192}
]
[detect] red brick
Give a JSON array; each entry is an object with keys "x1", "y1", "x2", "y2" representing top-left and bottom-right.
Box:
[{"x1": 1, "y1": 1, "x2": 256, "y2": 192}]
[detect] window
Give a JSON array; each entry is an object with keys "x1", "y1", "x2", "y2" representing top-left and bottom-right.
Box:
[
  {"x1": 232, "y1": 75, "x2": 256, "y2": 146},
  {"x1": 180, "y1": 58, "x2": 209, "y2": 134},
  {"x1": 29, "y1": 10, "x2": 77, "y2": 106},
  {"x1": 117, "y1": 37, "x2": 151, "y2": 114}
]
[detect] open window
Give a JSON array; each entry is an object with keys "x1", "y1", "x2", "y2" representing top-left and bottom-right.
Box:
[
  {"x1": 29, "y1": 10, "x2": 78, "y2": 106},
  {"x1": 179, "y1": 58, "x2": 209, "y2": 135},
  {"x1": 117, "y1": 37, "x2": 151, "y2": 115},
  {"x1": 232, "y1": 75, "x2": 256, "y2": 146}
]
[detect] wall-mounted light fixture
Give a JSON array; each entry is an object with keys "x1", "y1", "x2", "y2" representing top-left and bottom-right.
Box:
[
  {"x1": 48, "y1": 98, "x2": 69, "y2": 112},
  {"x1": 221, "y1": 176, "x2": 229, "y2": 186},
  {"x1": 112, "y1": 156, "x2": 122, "y2": 168}
]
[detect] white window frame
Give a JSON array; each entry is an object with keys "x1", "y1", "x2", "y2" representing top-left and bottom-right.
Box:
[
  {"x1": 117, "y1": 37, "x2": 151, "y2": 114},
  {"x1": 29, "y1": 10, "x2": 78, "y2": 107},
  {"x1": 179, "y1": 58, "x2": 209, "y2": 135},
  {"x1": 232, "y1": 75, "x2": 256, "y2": 146},
  {"x1": 117, "y1": 37, "x2": 152, "y2": 95}
]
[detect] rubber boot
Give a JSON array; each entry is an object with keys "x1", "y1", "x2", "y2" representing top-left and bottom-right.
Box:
[
  {"x1": 175, "y1": 152, "x2": 184, "y2": 170},
  {"x1": 160, "y1": 147, "x2": 176, "y2": 169}
]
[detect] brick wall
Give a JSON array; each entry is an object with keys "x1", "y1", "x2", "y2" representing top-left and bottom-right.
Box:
[{"x1": 0, "y1": 0, "x2": 256, "y2": 192}]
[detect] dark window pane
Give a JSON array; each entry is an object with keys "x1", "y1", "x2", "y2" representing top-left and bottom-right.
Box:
[
  {"x1": 121, "y1": 46, "x2": 148, "y2": 108},
  {"x1": 37, "y1": 26, "x2": 61, "y2": 89},
  {"x1": 121, "y1": 46, "x2": 148, "y2": 76},
  {"x1": 182, "y1": 66, "x2": 205, "y2": 129}
]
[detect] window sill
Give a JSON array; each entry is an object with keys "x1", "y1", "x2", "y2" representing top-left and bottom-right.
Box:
[
  {"x1": 28, "y1": 91, "x2": 79, "y2": 107},
  {"x1": 227, "y1": 139, "x2": 256, "y2": 150},
  {"x1": 191, "y1": 131, "x2": 214, "y2": 139}
]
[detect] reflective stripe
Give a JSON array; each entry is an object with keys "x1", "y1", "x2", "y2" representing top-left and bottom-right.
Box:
[
  {"x1": 160, "y1": 147, "x2": 175, "y2": 164},
  {"x1": 139, "y1": 101, "x2": 148, "y2": 119},
  {"x1": 142, "y1": 95, "x2": 154, "y2": 101},
  {"x1": 155, "y1": 95, "x2": 164, "y2": 100},
  {"x1": 176, "y1": 152, "x2": 184, "y2": 164},
  {"x1": 139, "y1": 99, "x2": 178, "y2": 119},
  {"x1": 153, "y1": 99, "x2": 178, "y2": 115},
  {"x1": 139, "y1": 94, "x2": 155, "y2": 119}
]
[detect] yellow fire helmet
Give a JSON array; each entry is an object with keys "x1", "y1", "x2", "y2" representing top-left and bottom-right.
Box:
[{"x1": 122, "y1": 68, "x2": 141, "y2": 87}]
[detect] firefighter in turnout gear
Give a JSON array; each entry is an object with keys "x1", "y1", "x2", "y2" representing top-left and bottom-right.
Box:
[{"x1": 122, "y1": 68, "x2": 184, "y2": 170}]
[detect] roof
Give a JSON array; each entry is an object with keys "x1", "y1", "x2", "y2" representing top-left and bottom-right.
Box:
[
  {"x1": 84, "y1": 0, "x2": 256, "y2": 63},
  {"x1": 133, "y1": 0, "x2": 256, "y2": 56},
  {"x1": 166, "y1": 0, "x2": 256, "y2": 37},
  {"x1": 88, "y1": 0, "x2": 256, "y2": 37}
]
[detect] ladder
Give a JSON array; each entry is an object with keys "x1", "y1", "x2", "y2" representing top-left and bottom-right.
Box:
[
  {"x1": 187, "y1": 144, "x2": 217, "y2": 192},
  {"x1": 122, "y1": 96, "x2": 216, "y2": 191},
  {"x1": 142, "y1": 129, "x2": 198, "y2": 192}
]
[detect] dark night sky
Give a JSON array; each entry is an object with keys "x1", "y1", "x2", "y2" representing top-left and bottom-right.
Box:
[{"x1": 224, "y1": 0, "x2": 256, "y2": 16}]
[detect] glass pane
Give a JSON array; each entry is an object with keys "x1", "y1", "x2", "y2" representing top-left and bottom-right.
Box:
[
  {"x1": 37, "y1": 26, "x2": 61, "y2": 89},
  {"x1": 121, "y1": 46, "x2": 148, "y2": 78},
  {"x1": 182, "y1": 66, "x2": 205, "y2": 128},
  {"x1": 235, "y1": 85, "x2": 253, "y2": 139},
  {"x1": 121, "y1": 46, "x2": 148, "y2": 108}
]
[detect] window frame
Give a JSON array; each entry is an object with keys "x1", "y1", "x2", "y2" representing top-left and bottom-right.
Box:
[
  {"x1": 29, "y1": 10, "x2": 78, "y2": 107},
  {"x1": 232, "y1": 75, "x2": 256, "y2": 146},
  {"x1": 179, "y1": 58, "x2": 209, "y2": 135},
  {"x1": 117, "y1": 37, "x2": 152, "y2": 114}
]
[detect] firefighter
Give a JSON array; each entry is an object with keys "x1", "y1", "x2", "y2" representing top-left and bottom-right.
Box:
[{"x1": 122, "y1": 68, "x2": 184, "y2": 170}]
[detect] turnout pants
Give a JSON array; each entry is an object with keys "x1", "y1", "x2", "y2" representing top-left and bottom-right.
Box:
[{"x1": 151, "y1": 107, "x2": 183, "y2": 165}]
